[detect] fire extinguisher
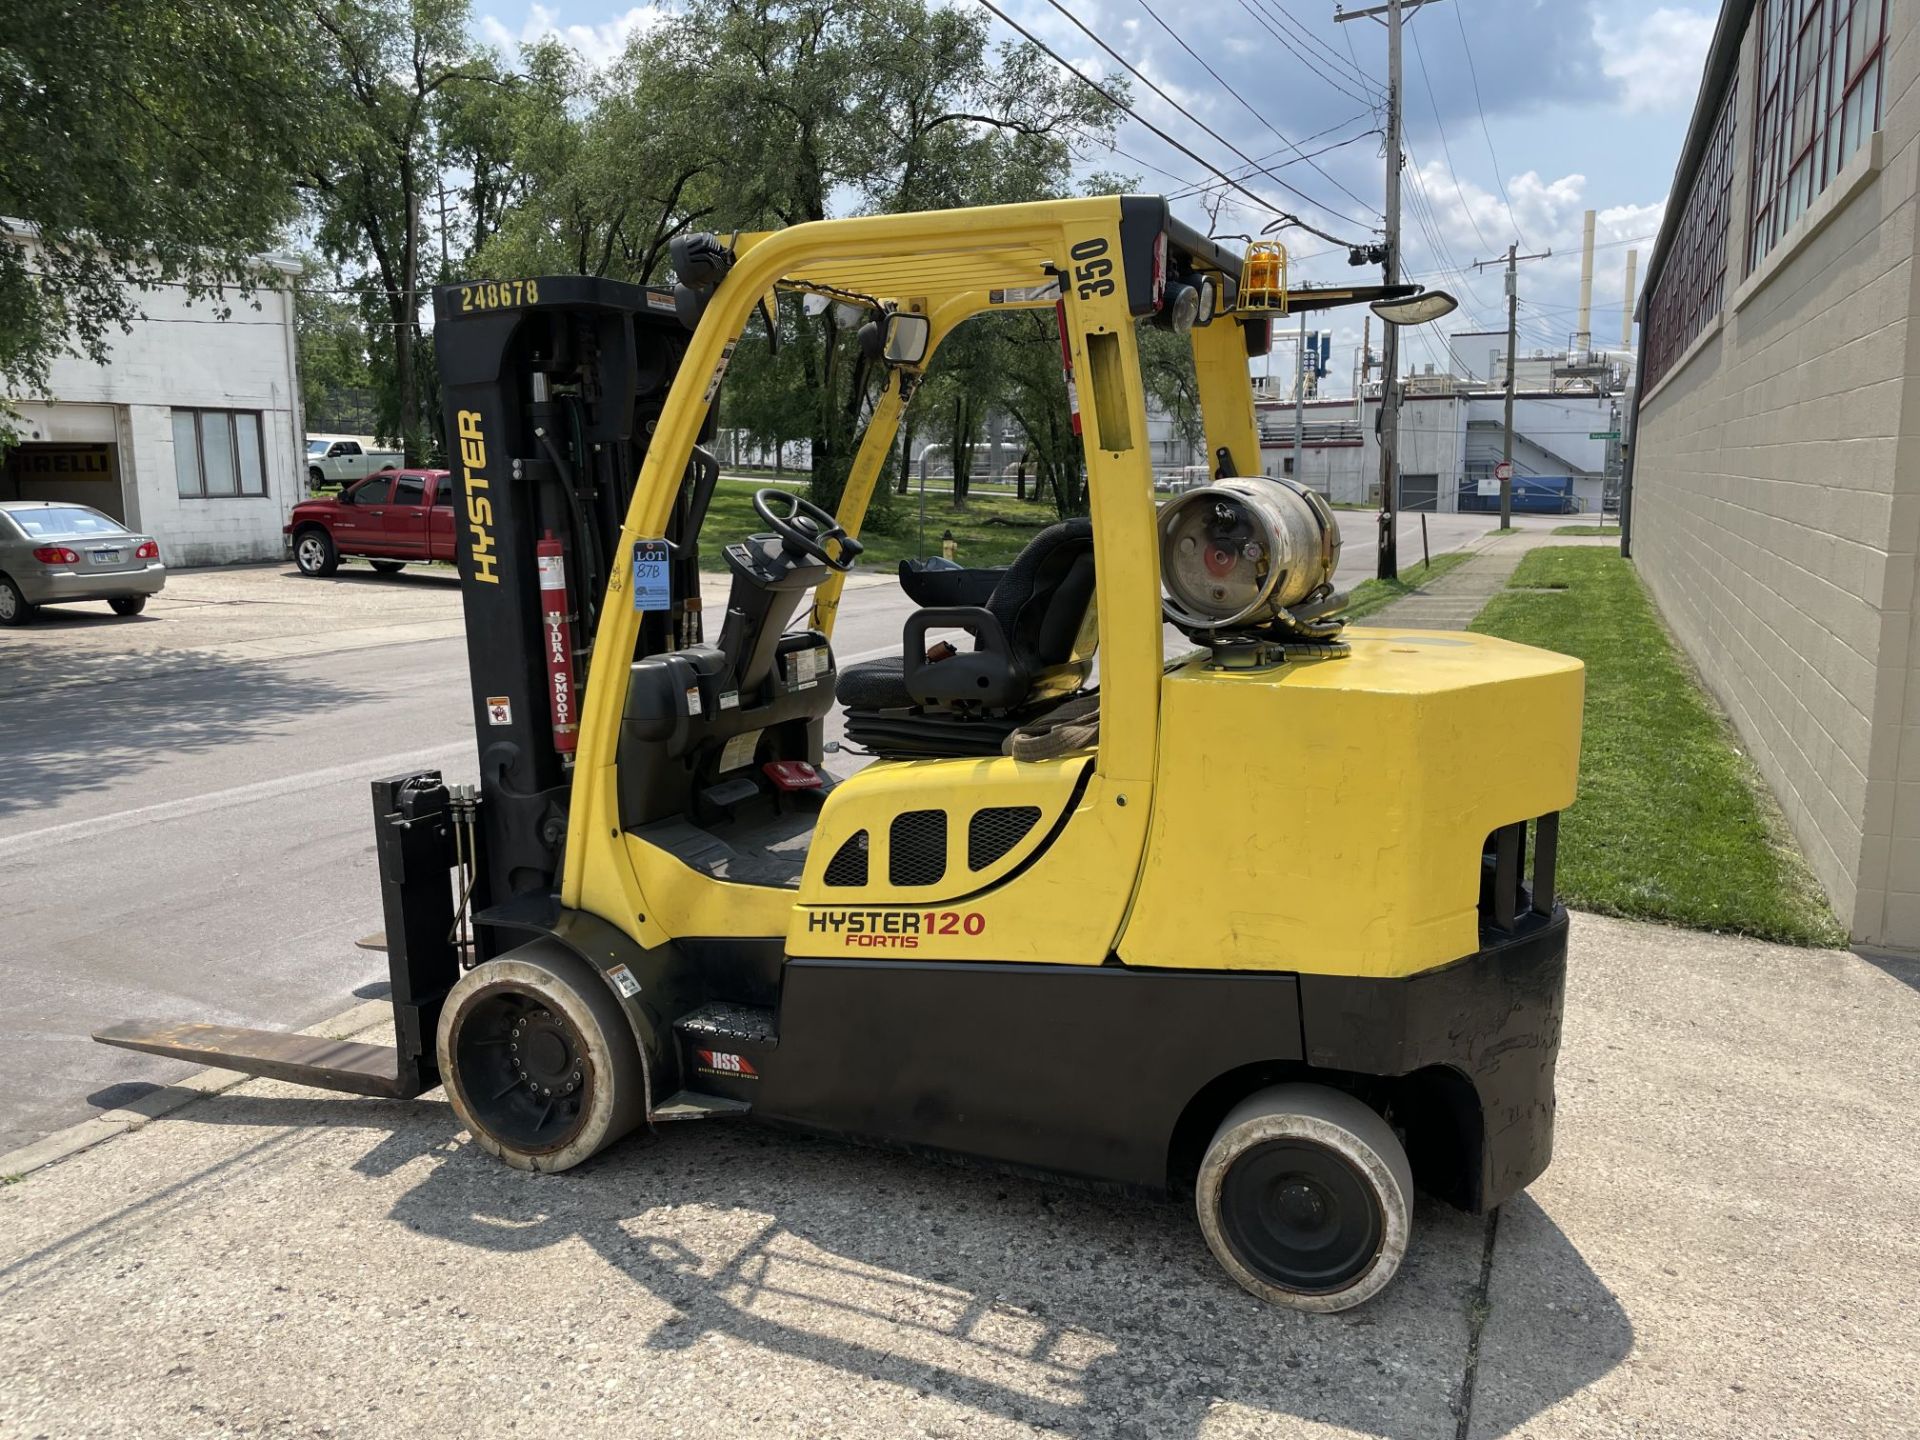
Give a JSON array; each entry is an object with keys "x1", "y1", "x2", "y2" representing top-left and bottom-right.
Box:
[{"x1": 536, "y1": 532, "x2": 579, "y2": 755}]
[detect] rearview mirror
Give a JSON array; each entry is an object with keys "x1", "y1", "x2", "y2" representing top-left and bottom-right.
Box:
[
  {"x1": 1370, "y1": 290, "x2": 1459, "y2": 326},
  {"x1": 882, "y1": 313, "x2": 930, "y2": 366}
]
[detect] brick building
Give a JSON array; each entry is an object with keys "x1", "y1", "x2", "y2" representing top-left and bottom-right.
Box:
[{"x1": 1626, "y1": 0, "x2": 1913, "y2": 947}]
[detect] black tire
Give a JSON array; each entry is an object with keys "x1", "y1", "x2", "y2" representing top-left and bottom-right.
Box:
[
  {"x1": 108, "y1": 595, "x2": 147, "y2": 616},
  {"x1": 1196, "y1": 1084, "x2": 1413, "y2": 1312},
  {"x1": 308, "y1": 466, "x2": 326, "y2": 490},
  {"x1": 369, "y1": 559, "x2": 406, "y2": 574},
  {"x1": 0, "y1": 574, "x2": 34, "y2": 627},
  {"x1": 293, "y1": 527, "x2": 339, "y2": 576},
  {"x1": 436, "y1": 943, "x2": 648, "y2": 1173}
]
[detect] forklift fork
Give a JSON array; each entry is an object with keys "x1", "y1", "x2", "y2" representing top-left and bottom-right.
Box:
[{"x1": 94, "y1": 772, "x2": 472, "y2": 1101}]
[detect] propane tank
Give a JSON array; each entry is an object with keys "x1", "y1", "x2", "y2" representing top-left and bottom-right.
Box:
[
  {"x1": 1158, "y1": 477, "x2": 1342, "y2": 634},
  {"x1": 535, "y1": 533, "x2": 580, "y2": 755}
]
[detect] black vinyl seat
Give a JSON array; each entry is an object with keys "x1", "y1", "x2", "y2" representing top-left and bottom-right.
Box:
[{"x1": 837, "y1": 518, "x2": 1097, "y2": 758}]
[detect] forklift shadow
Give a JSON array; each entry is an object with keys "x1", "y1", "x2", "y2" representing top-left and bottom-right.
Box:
[{"x1": 370, "y1": 1111, "x2": 1631, "y2": 1438}]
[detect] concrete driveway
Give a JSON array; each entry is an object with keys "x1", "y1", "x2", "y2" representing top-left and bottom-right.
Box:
[{"x1": 2, "y1": 914, "x2": 1913, "y2": 1438}]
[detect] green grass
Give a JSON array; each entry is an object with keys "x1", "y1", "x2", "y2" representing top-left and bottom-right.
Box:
[
  {"x1": 1553, "y1": 524, "x2": 1620, "y2": 536},
  {"x1": 1470, "y1": 548, "x2": 1846, "y2": 946},
  {"x1": 1486, "y1": 526, "x2": 1522, "y2": 536},
  {"x1": 699, "y1": 478, "x2": 1053, "y2": 572},
  {"x1": 1343, "y1": 551, "x2": 1474, "y2": 620}
]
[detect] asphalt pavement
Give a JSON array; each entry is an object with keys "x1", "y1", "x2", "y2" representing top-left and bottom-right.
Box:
[{"x1": 0, "y1": 562, "x2": 915, "y2": 1154}]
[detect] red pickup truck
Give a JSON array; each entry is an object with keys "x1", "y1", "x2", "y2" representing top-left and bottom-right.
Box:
[{"x1": 286, "y1": 468, "x2": 457, "y2": 576}]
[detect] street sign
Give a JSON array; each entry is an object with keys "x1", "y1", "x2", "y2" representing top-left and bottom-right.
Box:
[
  {"x1": 1589, "y1": 430, "x2": 1620, "y2": 441},
  {"x1": 1494, "y1": 460, "x2": 1514, "y2": 482}
]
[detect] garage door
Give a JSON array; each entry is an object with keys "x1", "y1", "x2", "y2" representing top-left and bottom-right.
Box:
[
  {"x1": 1, "y1": 443, "x2": 126, "y2": 521},
  {"x1": 1397, "y1": 472, "x2": 1440, "y2": 512}
]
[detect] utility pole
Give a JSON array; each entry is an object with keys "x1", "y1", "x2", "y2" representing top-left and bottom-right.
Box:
[
  {"x1": 1292, "y1": 310, "x2": 1308, "y2": 481},
  {"x1": 1472, "y1": 243, "x2": 1551, "y2": 530},
  {"x1": 1338, "y1": 0, "x2": 1447, "y2": 578}
]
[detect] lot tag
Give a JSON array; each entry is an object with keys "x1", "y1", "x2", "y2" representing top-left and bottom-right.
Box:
[
  {"x1": 631, "y1": 539, "x2": 671, "y2": 611},
  {"x1": 606, "y1": 964, "x2": 642, "y2": 999},
  {"x1": 720, "y1": 729, "x2": 763, "y2": 773}
]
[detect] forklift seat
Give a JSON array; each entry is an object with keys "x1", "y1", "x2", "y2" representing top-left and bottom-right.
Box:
[{"x1": 837, "y1": 518, "x2": 1097, "y2": 757}]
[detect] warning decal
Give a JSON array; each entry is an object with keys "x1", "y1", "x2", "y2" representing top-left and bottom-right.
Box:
[{"x1": 485, "y1": 696, "x2": 512, "y2": 726}]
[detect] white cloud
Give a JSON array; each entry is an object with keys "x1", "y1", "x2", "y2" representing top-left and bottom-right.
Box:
[
  {"x1": 1593, "y1": 6, "x2": 1717, "y2": 114},
  {"x1": 477, "y1": 3, "x2": 668, "y2": 69}
]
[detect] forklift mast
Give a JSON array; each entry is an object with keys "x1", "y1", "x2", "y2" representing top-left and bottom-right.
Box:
[{"x1": 432, "y1": 276, "x2": 710, "y2": 939}]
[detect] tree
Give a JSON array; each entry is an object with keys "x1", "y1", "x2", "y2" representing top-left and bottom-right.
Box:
[
  {"x1": 996, "y1": 310, "x2": 1087, "y2": 519},
  {"x1": 302, "y1": 0, "x2": 496, "y2": 461},
  {"x1": 296, "y1": 284, "x2": 376, "y2": 435},
  {"x1": 1, "y1": 1, "x2": 326, "y2": 425},
  {"x1": 478, "y1": 0, "x2": 1127, "y2": 514}
]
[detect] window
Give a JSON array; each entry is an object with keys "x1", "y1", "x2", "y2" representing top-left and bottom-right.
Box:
[
  {"x1": 173, "y1": 409, "x2": 269, "y2": 498},
  {"x1": 392, "y1": 475, "x2": 426, "y2": 505},
  {"x1": 8, "y1": 507, "x2": 126, "y2": 539},
  {"x1": 1748, "y1": 0, "x2": 1888, "y2": 271},
  {"x1": 431, "y1": 477, "x2": 453, "y2": 508},
  {"x1": 353, "y1": 476, "x2": 393, "y2": 505},
  {"x1": 1645, "y1": 77, "x2": 1739, "y2": 391}
]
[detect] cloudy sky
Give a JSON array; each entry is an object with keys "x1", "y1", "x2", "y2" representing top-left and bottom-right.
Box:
[{"x1": 474, "y1": 0, "x2": 1717, "y2": 382}]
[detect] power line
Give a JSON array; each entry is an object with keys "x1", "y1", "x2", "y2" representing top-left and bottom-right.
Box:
[
  {"x1": 1132, "y1": 0, "x2": 1382, "y2": 217},
  {"x1": 1164, "y1": 114, "x2": 1380, "y2": 201},
  {"x1": 1341, "y1": 20, "x2": 1386, "y2": 125},
  {"x1": 1253, "y1": 0, "x2": 1386, "y2": 94},
  {"x1": 1233, "y1": 0, "x2": 1383, "y2": 108},
  {"x1": 1408, "y1": 19, "x2": 1491, "y2": 255},
  {"x1": 981, "y1": 0, "x2": 1370, "y2": 244},
  {"x1": 1452, "y1": 0, "x2": 1528, "y2": 248}
]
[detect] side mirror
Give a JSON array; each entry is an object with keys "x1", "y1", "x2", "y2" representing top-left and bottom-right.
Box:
[
  {"x1": 881, "y1": 312, "x2": 930, "y2": 366},
  {"x1": 1371, "y1": 290, "x2": 1460, "y2": 326}
]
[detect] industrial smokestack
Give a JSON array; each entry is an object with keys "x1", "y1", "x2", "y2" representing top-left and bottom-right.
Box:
[
  {"x1": 1622, "y1": 248, "x2": 1639, "y2": 349},
  {"x1": 1574, "y1": 208, "x2": 1596, "y2": 358}
]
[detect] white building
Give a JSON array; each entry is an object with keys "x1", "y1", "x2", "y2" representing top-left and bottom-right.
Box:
[
  {"x1": 2, "y1": 237, "x2": 305, "y2": 566},
  {"x1": 1256, "y1": 387, "x2": 1618, "y2": 514}
]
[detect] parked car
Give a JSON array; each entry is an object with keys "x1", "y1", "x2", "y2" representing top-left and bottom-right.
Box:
[
  {"x1": 306, "y1": 437, "x2": 404, "y2": 492},
  {"x1": 286, "y1": 468, "x2": 456, "y2": 576},
  {"x1": 0, "y1": 501, "x2": 166, "y2": 625}
]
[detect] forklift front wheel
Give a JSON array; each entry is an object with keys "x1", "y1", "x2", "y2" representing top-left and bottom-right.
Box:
[
  {"x1": 437, "y1": 946, "x2": 647, "y2": 1173},
  {"x1": 1196, "y1": 1084, "x2": 1413, "y2": 1312}
]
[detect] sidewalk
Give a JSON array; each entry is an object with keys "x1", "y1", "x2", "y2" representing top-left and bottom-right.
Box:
[
  {"x1": 3, "y1": 915, "x2": 1915, "y2": 1438},
  {"x1": 1367, "y1": 528, "x2": 1619, "y2": 631}
]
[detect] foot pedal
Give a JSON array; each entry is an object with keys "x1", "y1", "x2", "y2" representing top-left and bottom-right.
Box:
[
  {"x1": 674, "y1": 1001, "x2": 778, "y2": 1046},
  {"x1": 652, "y1": 1090, "x2": 752, "y2": 1121}
]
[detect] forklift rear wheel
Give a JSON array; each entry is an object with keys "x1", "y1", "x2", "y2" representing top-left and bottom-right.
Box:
[
  {"x1": 1196, "y1": 1084, "x2": 1413, "y2": 1312},
  {"x1": 437, "y1": 947, "x2": 647, "y2": 1173}
]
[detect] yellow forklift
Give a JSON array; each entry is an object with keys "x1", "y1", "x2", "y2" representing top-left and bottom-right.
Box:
[{"x1": 97, "y1": 195, "x2": 1582, "y2": 1312}]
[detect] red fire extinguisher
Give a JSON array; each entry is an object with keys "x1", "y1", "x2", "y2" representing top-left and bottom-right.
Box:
[{"x1": 536, "y1": 532, "x2": 579, "y2": 755}]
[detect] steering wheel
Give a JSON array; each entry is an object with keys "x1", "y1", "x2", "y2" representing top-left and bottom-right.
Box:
[{"x1": 752, "y1": 487, "x2": 864, "y2": 572}]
